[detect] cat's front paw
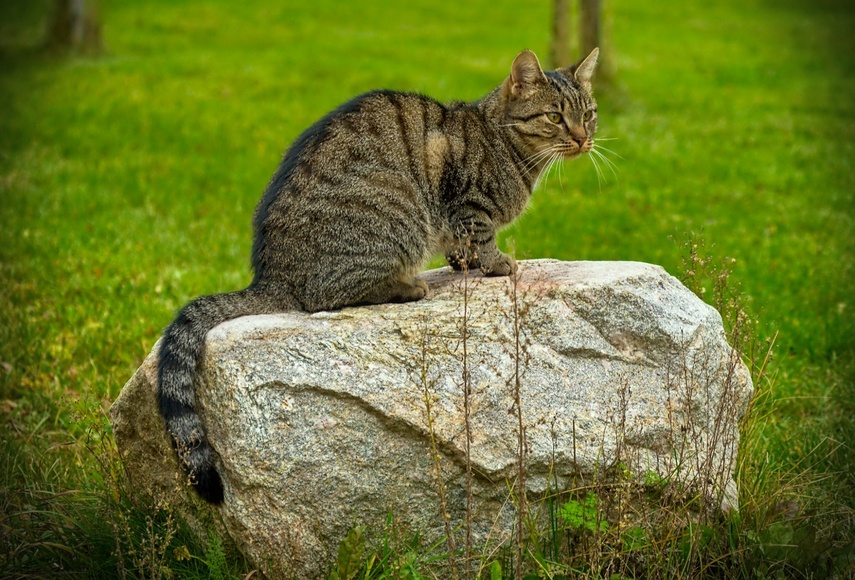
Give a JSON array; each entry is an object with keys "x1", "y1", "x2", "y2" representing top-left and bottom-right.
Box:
[
  {"x1": 481, "y1": 254, "x2": 516, "y2": 277},
  {"x1": 446, "y1": 251, "x2": 482, "y2": 272}
]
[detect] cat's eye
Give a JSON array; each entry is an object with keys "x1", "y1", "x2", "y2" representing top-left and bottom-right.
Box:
[
  {"x1": 546, "y1": 112, "x2": 562, "y2": 124},
  {"x1": 583, "y1": 110, "x2": 595, "y2": 121}
]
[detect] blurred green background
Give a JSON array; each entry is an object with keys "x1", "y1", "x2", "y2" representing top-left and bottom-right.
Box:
[{"x1": 1, "y1": 0, "x2": 853, "y2": 576}]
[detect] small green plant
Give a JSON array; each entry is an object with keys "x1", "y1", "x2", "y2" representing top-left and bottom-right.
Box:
[
  {"x1": 329, "y1": 526, "x2": 366, "y2": 580},
  {"x1": 621, "y1": 526, "x2": 647, "y2": 552},
  {"x1": 559, "y1": 492, "x2": 609, "y2": 535},
  {"x1": 489, "y1": 560, "x2": 502, "y2": 580}
]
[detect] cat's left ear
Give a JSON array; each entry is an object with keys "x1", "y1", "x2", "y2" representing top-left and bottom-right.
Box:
[
  {"x1": 572, "y1": 48, "x2": 600, "y2": 90},
  {"x1": 574, "y1": 47, "x2": 599, "y2": 87}
]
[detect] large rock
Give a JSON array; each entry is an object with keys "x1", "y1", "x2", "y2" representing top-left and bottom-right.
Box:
[{"x1": 111, "y1": 260, "x2": 753, "y2": 577}]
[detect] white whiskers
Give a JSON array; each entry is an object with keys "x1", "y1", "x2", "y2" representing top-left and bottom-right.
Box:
[
  {"x1": 517, "y1": 138, "x2": 622, "y2": 193},
  {"x1": 533, "y1": 150, "x2": 563, "y2": 191},
  {"x1": 520, "y1": 145, "x2": 561, "y2": 177},
  {"x1": 587, "y1": 138, "x2": 621, "y2": 187}
]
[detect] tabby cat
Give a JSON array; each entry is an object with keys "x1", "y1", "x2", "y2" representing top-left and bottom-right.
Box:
[{"x1": 158, "y1": 48, "x2": 599, "y2": 503}]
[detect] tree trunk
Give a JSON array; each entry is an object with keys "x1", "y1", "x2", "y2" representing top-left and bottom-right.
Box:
[
  {"x1": 579, "y1": 0, "x2": 615, "y2": 86},
  {"x1": 550, "y1": 0, "x2": 571, "y2": 68},
  {"x1": 579, "y1": 0, "x2": 601, "y2": 58},
  {"x1": 47, "y1": 0, "x2": 102, "y2": 52}
]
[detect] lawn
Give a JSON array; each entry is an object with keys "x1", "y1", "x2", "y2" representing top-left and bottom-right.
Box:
[{"x1": 1, "y1": 0, "x2": 853, "y2": 577}]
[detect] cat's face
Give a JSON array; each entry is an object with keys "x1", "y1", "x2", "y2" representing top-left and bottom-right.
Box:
[{"x1": 500, "y1": 49, "x2": 599, "y2": 162}]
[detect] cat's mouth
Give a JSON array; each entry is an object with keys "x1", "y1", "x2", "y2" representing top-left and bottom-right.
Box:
[{"x1": 562, "y1": 138, "x2": 593, "y2": 158}]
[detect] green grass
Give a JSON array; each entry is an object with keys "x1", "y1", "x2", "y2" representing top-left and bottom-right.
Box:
[{"x1": 1, "y1": 0, "x2": 853, "y2": 577}]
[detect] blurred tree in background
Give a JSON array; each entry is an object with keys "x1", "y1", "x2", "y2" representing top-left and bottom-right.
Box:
[
  {"x1": 551, "y1": 0, "x2": 613, "y2": 85},
  {"x1": 47, "y1": 0, "x2": 101, "y2": 52}
]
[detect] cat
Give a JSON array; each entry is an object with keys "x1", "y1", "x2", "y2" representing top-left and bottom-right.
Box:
[{"x1": 157, "y1": 48, "x2": 599, "y2": 504}]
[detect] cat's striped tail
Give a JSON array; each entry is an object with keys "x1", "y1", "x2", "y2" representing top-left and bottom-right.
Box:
[{"x1": 157, "y1": 285, "x2": 289, "y2": 504}]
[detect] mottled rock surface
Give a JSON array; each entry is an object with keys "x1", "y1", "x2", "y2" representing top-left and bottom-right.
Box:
[{"x1": 111, "y1": 260, "x2": 753, "y2": 577}]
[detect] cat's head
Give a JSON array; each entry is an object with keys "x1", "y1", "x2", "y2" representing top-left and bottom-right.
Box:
[{"x1": 499, "y1": 48, "x2": 599, "y2": 162}]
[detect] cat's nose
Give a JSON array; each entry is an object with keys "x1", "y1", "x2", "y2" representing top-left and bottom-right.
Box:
[{"x1": 572, "y1": 136, "x2": 587, "y2": 148}]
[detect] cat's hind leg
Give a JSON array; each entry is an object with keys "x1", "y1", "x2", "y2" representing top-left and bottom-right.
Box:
[{"x1": 359, "y1": 276, "x2": 428, "y2": 305}]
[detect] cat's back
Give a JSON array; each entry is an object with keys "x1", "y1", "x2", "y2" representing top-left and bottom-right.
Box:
[
  {"x1": 252, "y1": 90, "x2": 460, "y2": 284},
  {"x1": 255, "y1": 91, "x2": 451, "y2": 230},
  {"x1": 280, "y1": 90, "x2": 448, "y2": 189}
]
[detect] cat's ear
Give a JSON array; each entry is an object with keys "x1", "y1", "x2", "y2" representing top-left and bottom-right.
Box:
[
  {"x1": 508, "y1": 50, "x2": 547, "y2": 98},
  {"x1": 572, "y1": 47, "x2": 599, "y2": 89}
]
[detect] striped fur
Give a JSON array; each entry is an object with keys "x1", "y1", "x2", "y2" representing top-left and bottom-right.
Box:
[{"x1": 157, "y1": 49, "x2": 599, "y2": 503}]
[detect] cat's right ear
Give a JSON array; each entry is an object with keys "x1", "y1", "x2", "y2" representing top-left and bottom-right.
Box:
[{"x1": 507, "y1": 50, "x2": 547, "y2": 98}]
